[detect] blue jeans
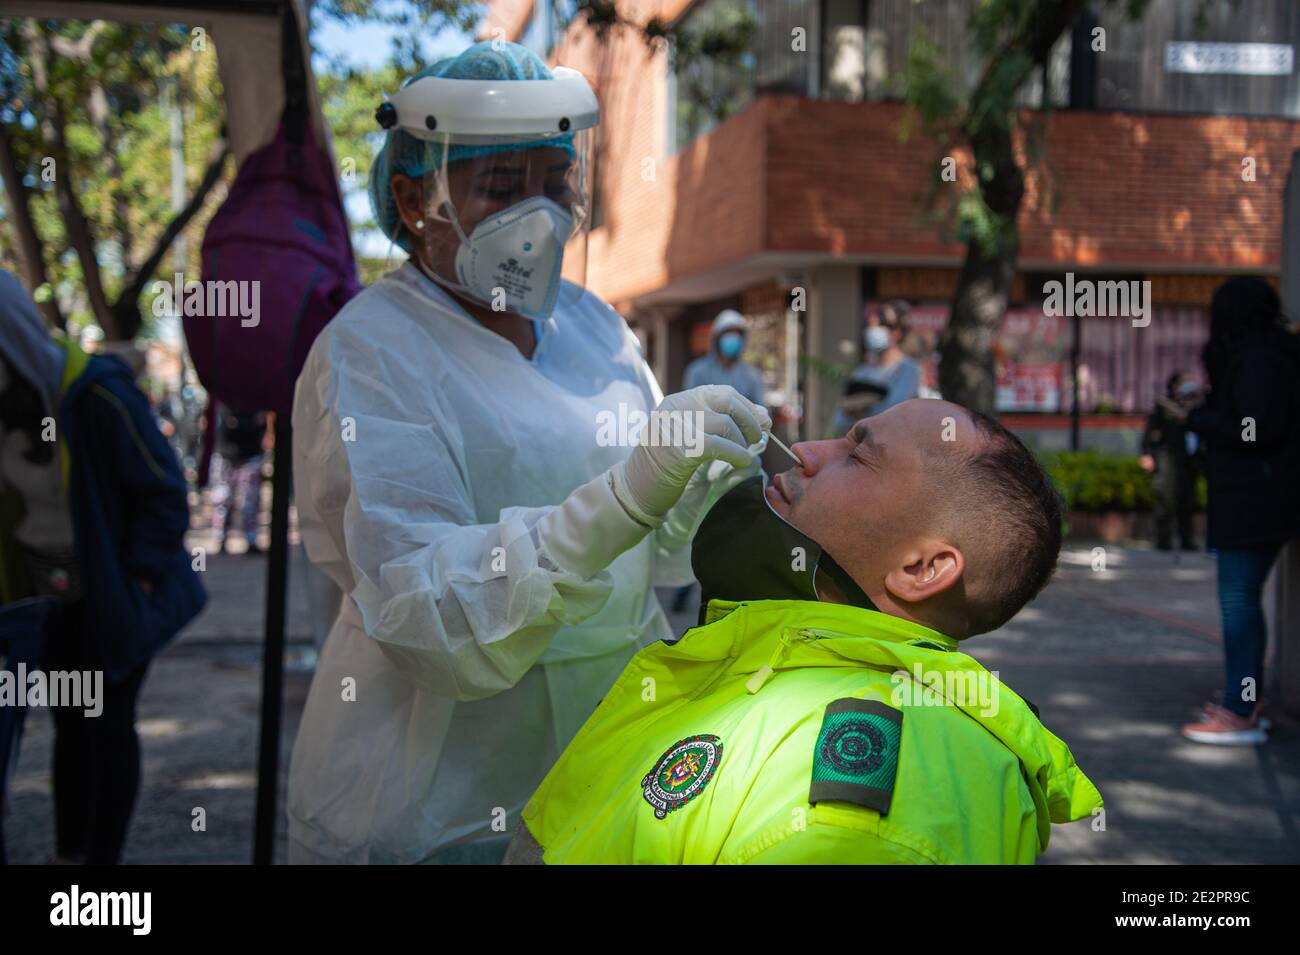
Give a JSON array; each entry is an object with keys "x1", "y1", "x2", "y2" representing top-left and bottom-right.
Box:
[{"x1": 1217, "y1": 544, "x2": 1282, "y2": 717}]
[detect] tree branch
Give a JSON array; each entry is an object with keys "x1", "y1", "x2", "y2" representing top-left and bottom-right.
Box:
[
  {"x1": 48, "y1": 19, "x2": 107, "y2": 62},
  {"x1": 23, "y1": 19, "x2": 117, "y2": 336},
  {"x1": 87, "y1": 79, "x2": 133, "y2": 269},
  {"x1": 110, "y1": 139, "x2": 231, "y2": 338},
  {"x1": 965, "y1": 0, "x2": 1085, "y2": 130},
  {"x1": 0, "y1": 121, "x2": 65, "y2": 329}
]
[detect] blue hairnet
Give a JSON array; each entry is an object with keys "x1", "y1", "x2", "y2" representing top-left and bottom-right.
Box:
[{"x1": 369, "y1": 41, "x2": 578, "y2": 252}]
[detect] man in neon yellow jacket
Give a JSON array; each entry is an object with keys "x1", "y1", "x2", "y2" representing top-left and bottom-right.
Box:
[{"x1": 507, "y1": 399, "x2": 1102, "y2": 864}]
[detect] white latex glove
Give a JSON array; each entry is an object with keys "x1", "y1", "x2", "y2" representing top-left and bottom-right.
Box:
[{"x1": 610, "y1": 385, "x2": 771, "y2": 528}]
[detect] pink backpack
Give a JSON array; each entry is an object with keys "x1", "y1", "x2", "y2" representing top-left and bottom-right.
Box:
[{"x1": 190, "y1": 117, "x2": 361, "y2": 416}]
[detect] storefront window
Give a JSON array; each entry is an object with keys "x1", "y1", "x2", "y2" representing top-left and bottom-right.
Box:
[{"x1": 868, "y1": 300, "x2": 1209, "y2": 414}]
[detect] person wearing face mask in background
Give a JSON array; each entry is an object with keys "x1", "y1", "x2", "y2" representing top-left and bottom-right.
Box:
[
  {"x1": 683, "y1": 310, "x2": 766, "y2": 407},
  {"x1": 673, "y1": 310, "x2": 767, "y2": 613},
  {"x1": 833, "y1": 300, "x2": 922, "y2": 435},
  {"x1": 1139, "y1": 371, "x2": 1203, "y2": 552},
  {"x1": 287, "y1": 42, "x2": 771, "y2": 865}
]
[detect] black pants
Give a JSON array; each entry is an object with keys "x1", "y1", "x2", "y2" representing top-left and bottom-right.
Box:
[
  {"x1": 1152, "y1": 458, "x2": 1195, "y2": 550},
  {"x1": 42, "y1": 603, "x2": 150, "y2": 865}
]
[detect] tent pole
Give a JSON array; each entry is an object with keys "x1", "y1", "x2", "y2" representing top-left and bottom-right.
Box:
[{"x1": 254, "y1": 417, "x2": 291, "y2": 864}]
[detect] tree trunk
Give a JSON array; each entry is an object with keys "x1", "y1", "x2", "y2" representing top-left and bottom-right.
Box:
[
  {"x1": 940, "y1": 240, "x2": 1017, "y2": 416},
  {"x1": 0, "y1": 120, "x2": 65, "y2": 329},
  {"x1": 936, "y1": 0, "x2": 1084, "y2": 416},
  {"x1": 938, "y1": 119, "x2": 1024, "y2": 417},
  {"x1": 49, "y1": 124, "x2": 119, "y2": 337},
  {"x1": 88, "y1": 81, "x2": 133, "y2": 270},
  {"x1": 23, "y1": 20, "x2": 118, "y2": 337}
]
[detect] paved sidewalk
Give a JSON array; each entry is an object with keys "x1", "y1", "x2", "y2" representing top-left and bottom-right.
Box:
[
  {"x1": 979, "y1": 546, "x2": 1298, "y2": 863},
  {"x1": 5, "y1": 542, "x2": 1298, "y2": 863}
]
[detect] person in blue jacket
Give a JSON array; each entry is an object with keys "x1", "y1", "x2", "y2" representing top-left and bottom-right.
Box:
[{"x1": 0, "y1": 271, "x2": 205, "y2": 864}]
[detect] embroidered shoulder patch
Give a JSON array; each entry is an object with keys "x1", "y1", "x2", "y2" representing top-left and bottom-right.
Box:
[
  {"x1": 642, "y1": 734, "x2": 723, "y2": 819},
  {"x1": 809, "y1": 699, "x2": 903, "y2": 815}
]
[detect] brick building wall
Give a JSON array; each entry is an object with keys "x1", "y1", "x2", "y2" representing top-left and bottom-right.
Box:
[{"x1": 586, "y1": 91, "x2": 1300, "y2": 303}]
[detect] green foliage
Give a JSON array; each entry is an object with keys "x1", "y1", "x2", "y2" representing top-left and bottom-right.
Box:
[
  {"x1": 895, "y1": 0, "x2": 1160, "y2": 258},
  {"x1": 558, "y1": 0, "x2": 756, "y2": 139},
  {"x1": 1042, "y1": 451, "x2": 1155, "y2": 512},
  {"x1": 0, "y1": 19, "x2": 226, "y2": 334},
  {"x1": 893, "y1": 30, "x2": 959, "y2": 141},
  {"x1": 0, "y1": 3, "x2": 476, "y2": 337},
  {"x1": 955, "y1": 190, "x2": 1016, "y2": 255},
  {"x1": 1040, "y1": 450, "x2": 1206, "y2": 513},
  {"x1": 797, "y1": 352, "x2": 853, "y2": 385},
  {"x1": 356, "y1": 256, "x2": 394, "y2": 287},
  {"x1": 897, "y1": 3, "x2": 1029, "y2": 255},
  {"x1": 669, "y1": 0, "x2": 757, "y2": 141},
  {"x1": 317, "y1": 60, "x2": 409, "y2": 237}
]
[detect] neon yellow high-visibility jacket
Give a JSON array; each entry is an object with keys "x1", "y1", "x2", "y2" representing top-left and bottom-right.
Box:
[{"x1": 520, "y1": 599, "x2": 1102, "y2": 864}]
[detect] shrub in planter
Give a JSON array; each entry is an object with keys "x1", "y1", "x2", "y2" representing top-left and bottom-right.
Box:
[
  {"x1": 1041, "y1": 450, "x2": 1208, "y2": 514},
  {"x1": 1038, "y1": 451, "x2": 1207, "y2": 541},
  {"x1": 1040, "y1": 451, "x2": 1155, "y2": 513}
]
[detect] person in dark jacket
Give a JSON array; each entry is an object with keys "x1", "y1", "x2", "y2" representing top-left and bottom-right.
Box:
[
  {"x1": 1181, "y1": 277, "x2": 1300, "y2": 746},
  {"x1": 1139, "y1": 371, "x2": 1202, "y2": 551},
  {"x1": 0, "y1": 271, "x2": 205, "y2": 863}
]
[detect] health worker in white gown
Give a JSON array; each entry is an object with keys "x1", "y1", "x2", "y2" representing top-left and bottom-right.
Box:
[{"x1": 286, "y1": 41, "x2": 769, "y2": 864}]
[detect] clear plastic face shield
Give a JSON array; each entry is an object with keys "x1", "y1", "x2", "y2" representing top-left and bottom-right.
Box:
[{"x1": 378, "y1": 67, "x2": 598, "y2": 321}]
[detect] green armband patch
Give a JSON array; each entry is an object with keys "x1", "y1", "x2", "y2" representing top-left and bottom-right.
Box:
[{"x1": 809, "y1": 698, "x2": 903, "y2": 816}]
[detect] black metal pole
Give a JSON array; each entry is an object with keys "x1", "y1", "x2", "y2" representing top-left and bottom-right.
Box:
[
  {"x1": 1070, "y1": 311, "x2": 1081, "y2": 451},
  {"x1": 254, "y1": 417, "x2": 291, "y2": 864}
]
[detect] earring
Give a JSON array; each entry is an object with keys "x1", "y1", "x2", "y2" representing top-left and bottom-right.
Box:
[{"x1": 415, "y1": 219, "x2": 425, "y2": 230}]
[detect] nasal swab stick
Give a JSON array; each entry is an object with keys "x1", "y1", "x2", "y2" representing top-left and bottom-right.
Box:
[{"x1": 766, "y1": 432, "x2": 799, "y2": 465}]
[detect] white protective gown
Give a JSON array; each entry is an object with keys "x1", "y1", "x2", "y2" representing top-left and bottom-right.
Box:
[{"x1": 287, "y1": 262, "x2": 707, "y2": 863}]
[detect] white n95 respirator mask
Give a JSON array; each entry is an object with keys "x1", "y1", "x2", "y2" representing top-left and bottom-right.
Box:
[{"x1": 452, "y1": 196, "x2": 574, "y2": 321}]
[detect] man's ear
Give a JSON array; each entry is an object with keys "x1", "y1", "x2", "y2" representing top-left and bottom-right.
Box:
[
  {"x1": 883, "y1": 541, "x2": 965, "y2": 604},
  {"x1": 390, "y1": 174, "x2": 426, "y2": 240}
]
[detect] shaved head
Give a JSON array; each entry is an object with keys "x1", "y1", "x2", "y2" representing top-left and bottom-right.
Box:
[{"x1": 922, "y1": 410, "x2": 1063, "y2": 633}]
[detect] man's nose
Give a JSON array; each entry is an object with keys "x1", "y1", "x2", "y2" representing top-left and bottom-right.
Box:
[
  {"x1": 789, "y1": 440, "x2": 819, "y2": 475},
  {"x1": 790, "y1": 436, "x2": 851, "y2": 475}
]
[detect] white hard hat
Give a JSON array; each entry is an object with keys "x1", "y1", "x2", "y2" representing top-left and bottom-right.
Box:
[{"x1": 711, "y1": 309, "x2": 748, "y2": 338}]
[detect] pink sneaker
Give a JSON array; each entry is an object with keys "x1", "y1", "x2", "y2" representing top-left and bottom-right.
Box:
[
  {"x1": 1204, "y1": 694, "x2": 1271, "y2": 731},
  {"x1": 1182, "y1": 704, "x2": 1268, "y2": 746}
]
